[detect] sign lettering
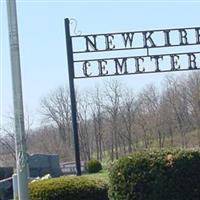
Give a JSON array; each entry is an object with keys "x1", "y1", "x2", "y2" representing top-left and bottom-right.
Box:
[{"x1": 70, "y1": 26, "x2": 200, "y2": 78}]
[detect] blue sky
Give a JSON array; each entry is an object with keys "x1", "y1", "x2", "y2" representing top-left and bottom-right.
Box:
[{"x1": 1, "y1": 0, "x2": 200, "y2": 127}]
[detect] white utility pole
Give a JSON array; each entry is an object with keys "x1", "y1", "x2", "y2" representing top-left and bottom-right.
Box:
[{"x1": 6, "y1": 0, "x2": 29, "y2": 199}]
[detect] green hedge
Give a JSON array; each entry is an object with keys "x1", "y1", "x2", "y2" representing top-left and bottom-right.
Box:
[
  {"x1": 109, "y1": 149, "x2": 200, "y2": 200},
  {"x1": 86, "y1": 159, "x2": 102, "y2": 174},
  {"x1": 29, "y1": 176, "x2": 109, "y2": 200}
]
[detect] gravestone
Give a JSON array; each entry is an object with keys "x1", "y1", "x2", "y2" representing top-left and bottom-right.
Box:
[
  {"x1": 0, "y1": 168, "x2": 13, "y2": 181},
  {"x1": 29, "y1": 154, "x2": 62, "y2": 178},
  {"x1": 0, "y1": 154, "x2": 62, "y2": 200},
  {"x1": 0, "y1": 168, "x2": 13, "y2": 200}
]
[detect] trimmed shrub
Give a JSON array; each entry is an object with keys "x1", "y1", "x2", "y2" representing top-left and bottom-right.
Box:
[
  {"x1": 109, "y1": 149, "x2": 200, "y2": 200},
  {"x1": 29, "y1": 175, "x2": 108, "y2": 200},
  {"x1": 86, "y1": 159, "x2": 102, "y2": 174}
]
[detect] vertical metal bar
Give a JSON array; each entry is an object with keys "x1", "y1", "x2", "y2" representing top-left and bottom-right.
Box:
[
  {"x1": 12, "y1": 173, "x2": 18, "y2": 199},
  {"x1": 64, "y1": 18, "x2": 81, "y2": 176},
  {"x1": 6, "y1": 0, "x2": 29, "y2": 199}
]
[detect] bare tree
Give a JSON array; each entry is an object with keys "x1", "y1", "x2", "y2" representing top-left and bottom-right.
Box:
[
  {"x1": 0, "y1": 112, "x2": 33, "y2": 167},
  {"x1": 28, "y1": 125, "x2": 73, "y2": 162},
  {"x1": 120, "y1": 88, "x2": 138, "y2": 153},
  {"x1": 185, "y1": 72, "x2": 200, "y2": 146},
  {"x1": 90, "y1": 86, "x2": 105, "y2": 161},
  {"x1": 159, "y1": 93, "x2": 176, "y2": 147},
  {"x1": 77, "y1": 93, "x2": 92, "y2": 161},
  {"x1": 137, "y1": 86, "x2": 158, "y2": 149},
  {"x1": 104, "y1": 80, "x2": 123, "y2": 160},
  {"x1": 40, "y1": 87, "x2": 72, "y2": 147},
  {"x1": 163, "y1": 76, "x2": 191, "y2": 148}
]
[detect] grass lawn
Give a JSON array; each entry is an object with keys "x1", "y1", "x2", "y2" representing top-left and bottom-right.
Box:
[{"x1": 84, "y1": 169, "x2": 109, "y2": 182}]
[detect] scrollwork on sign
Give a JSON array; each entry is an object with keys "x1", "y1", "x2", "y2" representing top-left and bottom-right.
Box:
[{"x1": 70, "y1": 18, "x2": 82, "y2": 36}]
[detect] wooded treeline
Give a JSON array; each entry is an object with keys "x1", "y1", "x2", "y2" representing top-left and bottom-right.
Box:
[{"x1": 1, "y1": 72, "x2": 200, "y2": 166}]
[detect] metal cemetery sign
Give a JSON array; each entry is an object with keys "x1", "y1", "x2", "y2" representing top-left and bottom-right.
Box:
[
  {"x1": 64, "y1": 18, "x2": 200, "y2": 175},
  {"x1": 73, "y1": 26, "x2": 200, "y2": 78}
]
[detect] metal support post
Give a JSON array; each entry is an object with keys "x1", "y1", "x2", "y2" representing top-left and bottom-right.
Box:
[
  {"x1": 64, "y1": 18, "x2": 81, "y2": 176},
  {"x1": 6, "y1": 0, "x2": 29, "y2": 199}
]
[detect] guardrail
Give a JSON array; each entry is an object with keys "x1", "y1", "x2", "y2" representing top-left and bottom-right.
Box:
[
  {"x1": 0, "y1": 177, "x2": 12, "y2": 184},
  {"x1": 0, "y1": 177, "x2": 13, "y2": 200},
  {"x1": 60, "y1": 161, "x2": 85, "y2": 174}
]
